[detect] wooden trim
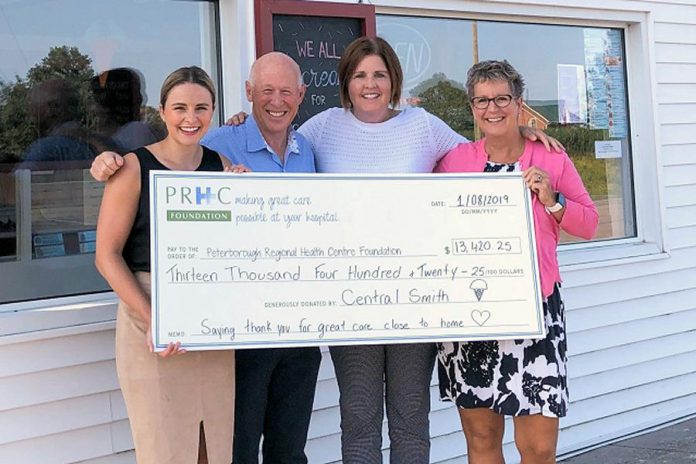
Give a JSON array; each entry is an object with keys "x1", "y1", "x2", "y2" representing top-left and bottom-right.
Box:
[{"x1": 254, "y1": 0, "x2": 376, "y2": 57}]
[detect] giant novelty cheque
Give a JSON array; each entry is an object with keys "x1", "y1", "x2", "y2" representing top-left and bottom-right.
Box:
[{"x1": 150, "y1": 172, "x2": 545, "y2": 351}]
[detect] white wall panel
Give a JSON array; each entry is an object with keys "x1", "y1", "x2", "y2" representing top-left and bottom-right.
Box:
[
  {"x1": 567, "y1": 287, "x2": 696, "y2": 332},
  {"x1": 655, "y1": 42, "x2": 696, "y2": 62},
  {"x1": 109, "y1": 419, "x2": 134, "y2": 454},
  {"x1": 664, "y1": 184, "x2": 696, "y2": 207},
  {"x1": 665, "y1": 204, "x2": 696, "y2": 227},
  {"x1": 658, "y1": 104, "x2": 696, "y2": 125},
  {"x1": 0, "y1": 361, "x2": 118, "y2": 411},
  {"x1": 660, "y1": 123, "x2": 696, "y2": 144},
  {"x1": 562, "y1": 267, "x2": 696, "y2": 310},
  {"x1": 0, "y1": 425, "x2": 113, "y2": 464},
  {"x1": 569, "y1": 331, "x2": 696, "y2": 380},
  {"x1": 571, "y1": 350, "x2": 696, "y2": 401},
  {"x1": 570, "y1": 308, "x2": 696, "y2": 355},
  {"x1": 657, "y1": 63, "x2": 696, "y2": 84},
  {"x1": 654, "y1": 21, "x2": 696, "y2": 44},
  {"x1": 667, "y1": 225, "x2": 696, "y2": 249},
  {"x1": 661, "y1": 144, "x2": 696, "y2": 166},
  {"x1": 558, "y1": 394, "x2": 696, "y2": 455},
  {"x1": 665, "y1": 162, "x2": 696, "y2": 188},
  {"x1": 656, "y1": 83, "x2": 696, "y2": 103},
  {"x1": 75, "y1": 452, "x2": 135, "y2": 464},
  {"x1": 0, "y1": 331, "x2": 115, "y2": 378},
  {"x1": 0, "y1": 394, "x2": 111, "y2": 445}
]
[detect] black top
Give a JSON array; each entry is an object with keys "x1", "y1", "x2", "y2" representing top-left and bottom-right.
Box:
[{"x1": 122, "y1": 146, "x2": 223, "y2": 272}]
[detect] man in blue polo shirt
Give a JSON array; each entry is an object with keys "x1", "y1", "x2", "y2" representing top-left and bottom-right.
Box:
[
  {"x1": 203, "y1": 51, "x2": 319, "y2": 464},
  {"x1": 90, "y1": 52, "x2": 320, "y2": 464}
]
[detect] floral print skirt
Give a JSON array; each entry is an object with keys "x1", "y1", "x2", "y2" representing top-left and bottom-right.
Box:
[{"x1": 437, "y1": 284, "x2": 568, "y2": 418}]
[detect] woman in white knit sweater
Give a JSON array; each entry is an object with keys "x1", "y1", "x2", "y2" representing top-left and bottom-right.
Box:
[
  {"x1": 299, "y1": 37, "x2": 559, "y2": 464},
  {"x1": 303, "y1": 38, "x2": 464, "y2": 464}
]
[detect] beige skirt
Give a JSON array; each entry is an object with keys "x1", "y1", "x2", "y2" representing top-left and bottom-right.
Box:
[{"x1": 115, "y1": 272, "x2": 235, "y2": 464}]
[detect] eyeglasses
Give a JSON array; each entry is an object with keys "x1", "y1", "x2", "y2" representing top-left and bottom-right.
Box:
[{"x1": 470, "y1": 94, "x2": 514, "y2": 110}]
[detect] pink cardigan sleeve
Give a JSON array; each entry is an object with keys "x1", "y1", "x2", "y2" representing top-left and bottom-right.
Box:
[
  {"x1": 433, "y1": 148, "x2": 455, "y2": 173},
  {"x1": 557, "y1": 153, "x2": 599, "y2": 240}
]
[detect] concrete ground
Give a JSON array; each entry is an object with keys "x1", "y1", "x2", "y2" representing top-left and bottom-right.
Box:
[{"x1": 560, "y1": 417, "x2": 696, "y2": 463}]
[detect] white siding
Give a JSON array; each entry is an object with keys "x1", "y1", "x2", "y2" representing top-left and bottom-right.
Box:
[
  {"x1": 554, "y1": 0, "x2": 696, "y2": 461},
  {"x1": 1, "y1": 1, "x2": 696, "y2": 463},
  {"x1": 0, "y1": 326, "x2": 127, "y2": 463}
]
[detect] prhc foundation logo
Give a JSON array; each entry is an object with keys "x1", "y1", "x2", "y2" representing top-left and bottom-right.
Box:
[{"x1": 165, "y1": 185, "x2": 232, "y2": 222}]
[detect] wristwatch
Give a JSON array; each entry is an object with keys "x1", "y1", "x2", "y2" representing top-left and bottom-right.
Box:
[{"x1": 545, "y1": 192, "x2": 566, "y2": 214}]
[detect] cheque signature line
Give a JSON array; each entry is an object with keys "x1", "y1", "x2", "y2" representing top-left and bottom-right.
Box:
[{"x1": 338, "y1": 298, "x2": 527, "y2": 307}]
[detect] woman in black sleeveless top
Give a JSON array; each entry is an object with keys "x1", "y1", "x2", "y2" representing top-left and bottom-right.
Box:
[{"x1": 95, "y1": 66, "x2": 246, "y2": 464}]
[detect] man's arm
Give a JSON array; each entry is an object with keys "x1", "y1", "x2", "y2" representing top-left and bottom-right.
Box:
[
  {"x1": 225, "y1": 112, "x2": 248, "y2": 126},
  {"x1": 519, "y1": 126, "x2": 564, "y2": 152},
  {"x1": 90, "y1": 151, "x2": 125, "y2": 182}
]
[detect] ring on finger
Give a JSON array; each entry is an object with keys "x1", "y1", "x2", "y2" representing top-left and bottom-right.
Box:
[{"x1": 535, "y1": 174, "x2": 542, "y2": 182}]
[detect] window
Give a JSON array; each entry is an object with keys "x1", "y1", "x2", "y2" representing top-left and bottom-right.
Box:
[
  {"x1": 0, "y1": 0, "x2": 220, "y2": 304},
  {"x1": 377, "y1": 15, "x2": 636, "y2": 245}
]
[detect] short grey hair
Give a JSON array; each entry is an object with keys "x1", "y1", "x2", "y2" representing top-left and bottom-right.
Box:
[
  {"x1": 248, "y1": 51, "x2": 303, "y2": 87},
  {"x1": 466, "y1": 60, "x2": 525, "y2": 99}
]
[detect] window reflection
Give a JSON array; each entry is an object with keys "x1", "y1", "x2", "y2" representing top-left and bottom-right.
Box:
[
  {"x1": 0, "y1": 0, "x2": 218, "y2": 303},
  {"x1": 0, "y1": 170, "x2": 16, "y2": 262},
  {"x1": 377, "y1": 15, "x2": 636, "y2": 244}
]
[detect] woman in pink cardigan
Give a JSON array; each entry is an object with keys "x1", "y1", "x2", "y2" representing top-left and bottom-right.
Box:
[{"x1": 435, "y1": 60, "x2": 598, "y2": 464}]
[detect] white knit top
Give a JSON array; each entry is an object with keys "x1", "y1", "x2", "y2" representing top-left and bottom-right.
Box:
[{"x1": 298, "y1": 106, "x2": 467, "y2": 173}]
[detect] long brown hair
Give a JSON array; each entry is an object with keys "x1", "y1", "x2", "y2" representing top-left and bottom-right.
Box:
[{"x1": 160, "y1": 66, "x2": 216, "y2": 107}]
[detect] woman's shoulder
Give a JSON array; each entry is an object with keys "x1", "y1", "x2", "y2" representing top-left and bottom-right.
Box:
[
  {"x1": 200, "y1": 145, "x2": 225, "y2": 167},
  {"x1": 124, "y1": 148, "x2": 149, "y2": 165},
  {"x1": 444, "y1": 139, "x2": 482, "y2": 160},
  {"x1": 383, "y1": 106, "x2": 432, "y2": 130},
  {"x1": 528, "y1": 140, "x2": 571, "y2": 163},
  {"x1": 435, "y1": 140, "x2": 483, "y2": 173},
  {"x1": 309, "y1": 107, "x2": 344, "y2": 123},
  {"x1": 129, "y1": 145, "x2": 151, "y2": 157},
  {"x1": 406, "y1": 107, "x2": 462, "y2": 136},
  {"x1": 525, "y1": 140, "x2": 575, "y2": 175},
  {"x1": 404, "y1": 106, "x2": 446, "y2": 122},
  {"x1": 399, "y1": 105, "x2": 428, "y2": 121},
  {"x1": 299, "y1": 107, "x2": 341, "y2": 134},
  {"x1": 201, "y1": 145, "x2": 220, "y2": 158},
  {"x1": 108, "y1": 150, "x2": 142, "y2": 184},
  {"x1": 325, "y1": 106, "x2": 346, "y2": 116},
  {"x1": 128, "y1": 145, "x2": 160, "y2": 167},
  {"x1": 401, "y1": 105, "x2": 426, "y2": 115}
]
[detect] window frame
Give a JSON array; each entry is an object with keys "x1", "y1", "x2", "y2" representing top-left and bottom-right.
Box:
[
  {"x1": 374, "y1": 1, "x2": 668, "y2": 270},
  {"x1": 0, "y1": 0, "x2": 226, "y2": 335}
]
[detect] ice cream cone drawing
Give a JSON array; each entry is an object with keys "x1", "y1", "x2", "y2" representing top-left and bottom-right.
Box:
[{"x1": 470, "y1": 279, "x2": 488, "y2": 301}]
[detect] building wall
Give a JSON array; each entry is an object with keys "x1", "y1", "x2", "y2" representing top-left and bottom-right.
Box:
[{"x1": 1, "y1": 1, "x2": 695, "y2": 463}]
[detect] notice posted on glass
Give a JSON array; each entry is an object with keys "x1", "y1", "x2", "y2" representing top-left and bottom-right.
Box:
[{"x1": 150, "y1": 172, "x2": 545, "y2": 351}]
